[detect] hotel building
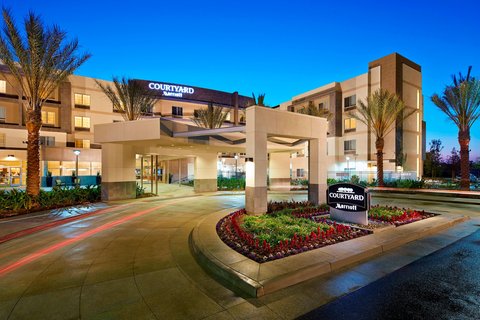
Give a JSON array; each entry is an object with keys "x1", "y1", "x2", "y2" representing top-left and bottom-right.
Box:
[
  {"x1": 279, "y1": 53, "x2": 425, "y2": 181},
  {"x1": 0, "y1": 52, "x2": 424, "y2": 190}
]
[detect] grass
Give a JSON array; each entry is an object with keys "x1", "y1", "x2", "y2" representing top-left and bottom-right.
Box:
[{"x1": 241, "y1": 212, "x2": 330, "y2": 246}]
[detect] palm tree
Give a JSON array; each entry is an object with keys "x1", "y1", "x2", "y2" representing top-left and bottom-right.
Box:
[
  {"x1": 297, "y1": 101, "x2": 332, "y2": 120},
  {"x1": 431, "y1": 67, "x2": 480, "y2": 190},
  {"x1": 252, "y1": 93, "x2": 266, "y2": 107},
  {"x1": 96, "y1": 77, "x2": 156, "y2": 121},
  {"x1": 192, "y1": 102, "x2": 228, "y2": 129},
  {"x1": 350, "y1": 88, "x2": 414, "y2": 186},
  {"x1": 0, "y1": 9, "x2": 90, "y2": 196}
]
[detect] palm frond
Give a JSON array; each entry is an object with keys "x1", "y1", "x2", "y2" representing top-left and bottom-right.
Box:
[
  {"x1": 297, "y1": 101, "x2": 333, "y2": 120},
  {"x1": 350, "y1": 88, "x2": 410, "y2": 139},
  {"x1": 96, "y1": 77, "x2": 157, "y2": 121},
  {"x1": 191, "y1": 102, "x2": 228, "y2": 129}
]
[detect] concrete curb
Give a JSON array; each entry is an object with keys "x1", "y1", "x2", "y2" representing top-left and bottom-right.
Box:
[{"x1": 191, "y1": 210, "x2": 469, "y2": 297}]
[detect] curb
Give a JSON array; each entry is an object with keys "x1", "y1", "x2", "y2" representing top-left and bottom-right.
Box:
[{"x1": 191, "y1": 210, "x2": 469, "y2": 297}]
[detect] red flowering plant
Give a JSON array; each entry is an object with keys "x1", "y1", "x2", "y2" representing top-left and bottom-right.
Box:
[
  {"x1": 216, "y1": 204, "x2": 370, "y2": 263},
  {"x1": 368, "y1": 205, "x2": 436, "y2": 226}
]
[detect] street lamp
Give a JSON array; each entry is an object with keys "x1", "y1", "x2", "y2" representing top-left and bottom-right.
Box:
[
  {"x1": 346, "y1": 156, "x2": 350, "y2": 179},
  {"x1": 234, "y1": 154, "x2": 239, "y2": 179},
  {"x1": 73, "y1": 150, "x2": 80, "y2": 178}
]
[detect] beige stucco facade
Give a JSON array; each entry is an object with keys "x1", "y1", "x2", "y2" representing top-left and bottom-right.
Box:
[{"x1": 279, "y1": 52, "x2": 424, "y2": 182}]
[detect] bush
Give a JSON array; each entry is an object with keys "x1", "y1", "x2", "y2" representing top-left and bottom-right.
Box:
[
  {"x1": 0, "y1": 186, "x2": 101, "y2": 216},
  {"x1": 136, "y1": 183, "x2": 145, "y2": 198},
  {"x1": 217, "y1": 177, "x2": 245, "y2": 190}
]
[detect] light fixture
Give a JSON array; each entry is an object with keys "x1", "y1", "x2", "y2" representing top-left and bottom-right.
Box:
[
  {"x1": 234, "y1": 154, "x2": 239, "y2": 160},
  {"x1": 73, "y1": 150, "x2": 81, "y2": 156},
  {"x1": 6, "y1": 154, "x2": 15, "y2": 160},
  {"x1": 346, "y1": 156, "x2": 350, "y2": 161}
]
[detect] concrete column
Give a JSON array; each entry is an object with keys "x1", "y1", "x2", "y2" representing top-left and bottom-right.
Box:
[
  {"x1": 101, "y1": 143, "x2": 136, "y2": 200},
  {"x1": 194, "y1": 153, "x2": 217, "y2": 192},
  {"x1": 245, "y1": 129, "x2": 268, "y2": 214},
  {"x1": 269, "y1": 152, "x2": 291, "y2": 190},
  {"x1": 308, "y1": 138, "x2": 327, "y2": 205}
]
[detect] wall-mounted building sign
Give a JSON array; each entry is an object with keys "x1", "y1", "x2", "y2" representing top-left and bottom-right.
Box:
[
  {"x1": 136, "y1": 79, "x2": 254, "y2": 107},
  {"x1": 327, "y1": 183, "x2": 369, "y2": 224},
  {"x1": 148, "y1": 82, "x2": 195, "y2": 98}
]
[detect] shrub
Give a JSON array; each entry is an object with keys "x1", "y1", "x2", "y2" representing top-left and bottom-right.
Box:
[
  {"x1": 0, "y1": 186, "x2": 101, "y2": 216},
  {"x1": 136, "y1": 183, "x2": 145, "y2": 198},
  {"x1": 217, "y1": 177, "x2": 245, "y2": 190}
]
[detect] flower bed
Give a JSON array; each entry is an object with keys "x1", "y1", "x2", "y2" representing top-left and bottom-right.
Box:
[
  {"x1": 217, "y1": 201, "x2": 437, "y2": 263},
  {"x1": 368, "y1": 205, "x2": 436, "y2": 226},
  {"x1": 217, "y1": 208, "x2": 370, "y2": 263}
]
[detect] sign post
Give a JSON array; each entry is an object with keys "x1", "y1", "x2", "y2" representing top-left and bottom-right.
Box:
[{"x1": 326, "y1": 183, "x2": 370, "y2": 225}]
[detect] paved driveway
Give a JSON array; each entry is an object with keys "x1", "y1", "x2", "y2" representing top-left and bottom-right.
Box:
[{"x1": 0, "y1": 192, "x2": 478, "y2": 319}]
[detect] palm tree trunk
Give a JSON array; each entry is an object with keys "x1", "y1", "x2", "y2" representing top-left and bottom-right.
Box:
[
  {"x1": 376, "y1": 138, "x2": 385, "y2": 187},
  {"x1": 25, "y1": 110, "x2": 42, "y2": 196},
  {"x1": 458, "y1": 130, "x2": 470, "y2": 190}
]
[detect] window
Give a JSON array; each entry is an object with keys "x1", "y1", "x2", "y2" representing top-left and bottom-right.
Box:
[
  {"x1": 41, "y1": 111, "x2": 56, "y2": 125},
  {"x1": 74, "y1": 116, "x2": 90, "y2": 129},
  {"x1": 344, "y1": 118, "x2": 356, "y2": 132},
  {"x1": 344, "y1": 95, "x2": 356, "y2": 109},
  {"x1": 296, "y1": 168, "x2": 304, "y2": 177},
  {"x1": 74, "y1": 93, "x2": 91, "y2": 107},
  {"x1": 344, "y1": 140, "x2": 356, "y2": 152},
  {"x1": 0, "y1": 133, "x2": 5, "y2": 147},
  {"x1": 0, "y1": 80, "x2": 6, "y2": 93},
  {"x1": 0, "y1": 106, "x2": 5, "y2": 123},
  {"x1": 318, "y1": 102, "x2": 324, "y2": 109},
  {"x1": 39, "y1": 136, "x2": 55, "y2": 146},
  {"x1": 172, "y1": 106, "x2": 183, "y2": 116},
  {"x1": 75, "y1": 139, "x2": 90, "y2": 149}
]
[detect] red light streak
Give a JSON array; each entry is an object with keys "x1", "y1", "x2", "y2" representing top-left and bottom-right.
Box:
[{"x1": 0, "y1": 201, "x2": 177, "y2": 277}]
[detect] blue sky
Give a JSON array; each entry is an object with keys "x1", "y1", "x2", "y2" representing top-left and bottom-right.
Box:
[{"x1": 5, "y1": 0, "x2": 480, "y2": 159}]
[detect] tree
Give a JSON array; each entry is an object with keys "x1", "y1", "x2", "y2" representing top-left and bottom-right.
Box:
[
  {"x1": 350, "y1": 88, "x2": 415, "y2": 186},
  {"x1": 251, "y1": 93, "x2": 266, "y2": 107},
  {"x1": 192, "y1": 102, "x2": 228, "y2": 129},
  {"x1": 431, "y1": 67, "x2": 480, "y2": 190},
  {"x1": 425, "y1": 139, "x2": 443, "y2": 178},
  {"x1": 96, "y1": 77, "x2": 156, "y2": 121},
  {"x1": 447, "y1": 147, "x2": 460, "y2": 180},
  {"x1": 297, "y1": 101, "x2": 332, "y2": 120},
  {"x1": 0, "y1": 9, "x2": 90, "y2": 196}
]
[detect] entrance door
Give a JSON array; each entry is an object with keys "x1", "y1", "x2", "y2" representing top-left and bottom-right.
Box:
[{"x1": 9, "y1": 167, "x2": 22, "y2": 186}]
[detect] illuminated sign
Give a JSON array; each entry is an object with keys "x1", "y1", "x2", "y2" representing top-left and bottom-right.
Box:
[
  {"x1": 327, "y1": 183, "x2": 370, "y2": 225},
  {"x1": 148, "y1": 82, "x2": 194, "y2": 98}
]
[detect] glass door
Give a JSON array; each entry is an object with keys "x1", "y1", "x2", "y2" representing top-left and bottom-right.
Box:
[{"x1": 10, "y1": 167, "x2": 22, "y2": 186}]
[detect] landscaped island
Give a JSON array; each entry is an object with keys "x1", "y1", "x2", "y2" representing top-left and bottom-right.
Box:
[{"x1": 217, "y1": 201, "x2": 436, "y2": 263}]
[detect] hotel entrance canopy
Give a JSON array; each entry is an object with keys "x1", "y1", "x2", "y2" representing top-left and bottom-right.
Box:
[{"x1": 95, "y1": 106, "x2": 327, "y2": 213}]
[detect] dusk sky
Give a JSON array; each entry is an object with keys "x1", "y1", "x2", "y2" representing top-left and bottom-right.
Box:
[{"x1": 5, "y1": 0, "x2": 480, "y2": 159}]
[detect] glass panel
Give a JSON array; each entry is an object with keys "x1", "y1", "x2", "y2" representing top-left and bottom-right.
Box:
[
  {"x1": 47, "y1": 112, "x2": 55, "y2": 125},
  {"x1": 74, "y1": 93, "x2": 83, "y2": 105},
  {"x1": 74, "y1": 116, "x2": 82, "y2": 127},
  {"x1": 0, "y1": 80, "x2": 6, "y2": 93},
  {"x1": 83, "y1": 117, "x2": 90, "y2": 128},
  {"x1": 83, "y1": 94, "x2": 90, "y2": 106}
]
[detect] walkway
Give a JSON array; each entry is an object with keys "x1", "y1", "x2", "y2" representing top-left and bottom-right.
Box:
[{"x1": 0, "y1": 192, "x2": 478, "y2": 319}]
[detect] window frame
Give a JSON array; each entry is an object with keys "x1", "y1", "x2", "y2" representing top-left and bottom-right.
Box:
[
  {"x1": 74, "y1": 93, "x2": 91, "y2": 108},
  {"x1": 74, "y1": 116, "x2": 91, "y2": 130},
  {"x1": 344, "y1": 139, "x2": 356, "y2": 153},
  {"x1": 344, "y1": 118, "x2": 357, "y2": 132},
  {"x1": 172, "y1": 106, "x2": 183, "y2": 117},
  {"x1": 344, "y1": 95, "x2": 357, "y2": 110}
]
